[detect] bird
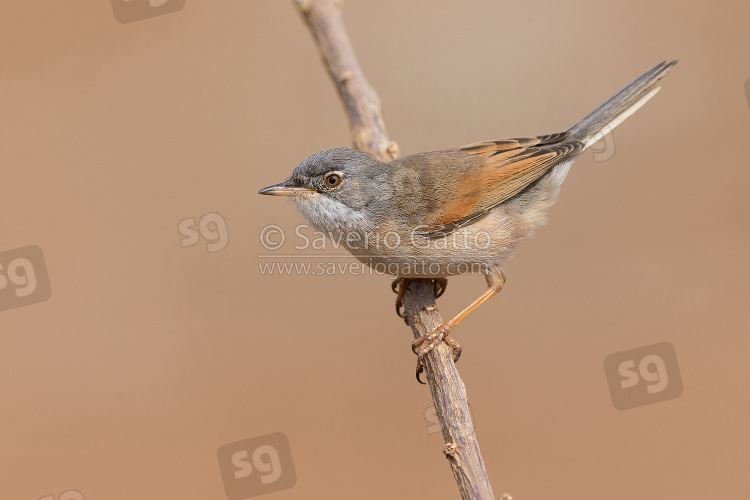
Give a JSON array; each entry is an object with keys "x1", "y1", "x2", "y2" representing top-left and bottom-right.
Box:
[{"x1": 259, "y1": 60, "x2": 677, "y2": 382}]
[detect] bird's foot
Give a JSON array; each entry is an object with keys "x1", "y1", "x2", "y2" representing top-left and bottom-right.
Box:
[
  {"x1": 434, "y1": 277, "x2": 448, "y2": 299},
  {"x1": 391, "y1": 277, "x2": 411, "y2": 324},
  {"x1": 412, "y1": 321, "x2": 461, "y2": 384},
  {"x1": 392, "y1": 277, "x2": 448, "y2": 323}
]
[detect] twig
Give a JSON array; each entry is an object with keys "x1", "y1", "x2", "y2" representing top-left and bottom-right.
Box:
[
  {"x1": 294, "y1": 0, "x2": 399, "y2": 162},
  {"x1": 403, "y1": 280, "x2": 496, "y2": 499},
  {"x1": 293, "y1": 1, "x2": 496, "y2": 498}
]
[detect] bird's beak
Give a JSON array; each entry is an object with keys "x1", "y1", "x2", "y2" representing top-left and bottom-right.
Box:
[{"x1": 258, "y1": 182, "x2": 316, "y2": 196}]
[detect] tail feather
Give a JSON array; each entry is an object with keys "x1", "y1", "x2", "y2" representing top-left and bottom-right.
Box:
[{"x1": 567, "y1": 60, "x2": 677, "y2": 147}]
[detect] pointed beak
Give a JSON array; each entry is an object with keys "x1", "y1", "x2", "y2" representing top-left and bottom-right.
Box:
[{"x1": 258, "y1": 182, "x2": 316, "y2": 196}]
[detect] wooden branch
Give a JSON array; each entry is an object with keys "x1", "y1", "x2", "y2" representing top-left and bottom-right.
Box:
[
  {"x1": 294, "y1": 1, "x2": 497, "y2": 498},
  {"x1": 295, "y1": 0, "x2": 399, "y2": 162},
  {"x1": 403, "y1": 280, "x2": 496, "y2": 499}
]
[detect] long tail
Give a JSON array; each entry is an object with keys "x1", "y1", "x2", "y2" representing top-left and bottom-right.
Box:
[{"x1": 567, "y1": 60, "x2": 677, "y2": 148}]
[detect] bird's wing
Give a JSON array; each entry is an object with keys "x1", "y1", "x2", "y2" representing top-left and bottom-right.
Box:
[{"x1": 419, "y1": 132, "x2": 582, "y2": 235}]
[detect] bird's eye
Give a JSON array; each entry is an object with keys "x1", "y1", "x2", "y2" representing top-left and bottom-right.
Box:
[{"x1": 325, "y1": 173, "x2": 341, "y2": 187}]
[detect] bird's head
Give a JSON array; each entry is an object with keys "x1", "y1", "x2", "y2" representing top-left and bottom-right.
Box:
[{"x1": 259, "y1": 148, "x2": 389, "y2": 235}]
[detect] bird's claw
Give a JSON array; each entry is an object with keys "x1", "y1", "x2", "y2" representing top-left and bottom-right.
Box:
[
  {"x1": 416, "y1": 355, "x2": 426, "y2": 384},
  {"x1": 393, "y1": 277, "x2": 456, "y2": 383},
  {"x1": 434, "y1": 277, "x2": 448, "y2": 299},
  {"x1": 412, "y1": 322, "x2": 453, "y2": 356},
  {"x1": 392, "y1": 277, "x2": 410, "y2": 323},
  {"x1": 411, "y1": 322, "x2": 461, "y2": 383},
  {"x1": 393, "y1": 277, "x2": 447, "y2": 323}
]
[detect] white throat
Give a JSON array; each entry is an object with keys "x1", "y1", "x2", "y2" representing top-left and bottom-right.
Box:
[{"x1": 291, "y1": 193, "x2": 371, "y2": 237}]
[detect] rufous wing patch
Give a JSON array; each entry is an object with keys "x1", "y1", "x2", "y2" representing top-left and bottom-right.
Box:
[{"x1": 420, "y1": 133, "x2": 581, "y2": 234}]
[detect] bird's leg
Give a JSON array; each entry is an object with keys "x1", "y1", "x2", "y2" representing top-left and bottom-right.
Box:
[{"x1": 413, "y1": 266, "x2": 506, "y2": 382}]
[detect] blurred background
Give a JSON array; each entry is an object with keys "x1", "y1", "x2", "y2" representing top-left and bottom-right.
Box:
[{"x1": 2, "y1": 1, "x2": 749, "y2": 498}]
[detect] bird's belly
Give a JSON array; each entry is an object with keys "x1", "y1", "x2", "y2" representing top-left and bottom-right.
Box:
[
  {"x1": 344, "y1": 186, "x2": 563, "y2": 278},
  {"x1": 345, "y1": 216, "x2": 517, "y2": 278}
]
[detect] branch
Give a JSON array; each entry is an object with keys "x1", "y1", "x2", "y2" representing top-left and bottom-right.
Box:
[
  {"x1": 403, "y1": 280, "x2": 496, "y2": 499},
  {"x1": 295, "y1": 0, "x2": 399, "y2": 162},
  {"x1": 294, "y1": 1, "x2": 497, "y2": 498}
]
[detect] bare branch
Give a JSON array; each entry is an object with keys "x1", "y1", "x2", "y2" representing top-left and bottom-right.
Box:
[
  {"x1": 403, "y1": 280, "x2": 496, "y2": 499},
  {"x1": 294, "y1": 1, "x2": 496, "y2": 498},
  {"x1": 295, "y1": 0, "x2": 399, "y2": 162}
]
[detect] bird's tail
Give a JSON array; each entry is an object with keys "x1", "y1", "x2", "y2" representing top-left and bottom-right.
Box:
[{"x1": 567, "y1": 60, "x2": 677, "y2": 148}]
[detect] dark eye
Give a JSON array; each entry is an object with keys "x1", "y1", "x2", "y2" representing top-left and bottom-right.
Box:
[{"x1": 325, "y1": 173, "x2": 341, "y2": 187}]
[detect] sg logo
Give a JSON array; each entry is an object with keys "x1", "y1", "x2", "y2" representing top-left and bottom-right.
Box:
[
  {"x1": 604, "y1": 342, "x2": 683, "y2": 410},
  {"x1": 0, "y1": 245, "x2": 52, "y2": 313},
  {"x1": 588, "y1": 124, "x2": 616, "y2": 162},
  {"x1": 112, "y1": 0, "x2": 185, "y2": 24},
  {"x1": 217, "y1": 432, "x2": 297, "y2": 499},
  {"x1": 39, "y1": 490, "x2": 84, "y2": 500},
  {"x1": 424, "y1": 404, "x2": 476, "y2": 435},
  {"x1": 178, "y1": 213, "x2": 229, "y2": 253}
]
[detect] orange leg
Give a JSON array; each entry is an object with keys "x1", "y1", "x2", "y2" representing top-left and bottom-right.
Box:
[{"x1": 413, "y1": 266, "x2": 506, "y2": 383}]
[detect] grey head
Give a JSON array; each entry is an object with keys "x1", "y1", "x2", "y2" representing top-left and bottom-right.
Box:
[{"x1": 259, "y1": 147, "x2": 390, "y2": 235}]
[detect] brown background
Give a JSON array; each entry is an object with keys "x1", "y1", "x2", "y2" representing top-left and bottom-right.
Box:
[{"x1": 2, "y1": 1, "x2": 749, "y2": 499}]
